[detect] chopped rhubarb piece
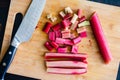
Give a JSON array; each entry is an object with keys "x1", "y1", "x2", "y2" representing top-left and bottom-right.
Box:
[
  {"x1": 73, "y1": 36, "x2": 82, "y2": 44},
  {"x1": 57, "y1": 47, "x2": 68, "y2": 53},
  {"x1": 51, "y1": 17, "x2": 57, "y2": 22},
  {"x1": 47, "y1": 13, "x2": 57, "y2": 22},
  {"x1": 59, "y1": 11, "x2": 66, "y2": 18},
  {"x1": 80, "y1": 31, "x2": 87, "y2": 38},
  {"x1": 50, "y1": 41, "x2": 59, "y2": 49},
  {"x1": 47, "y1": 68, "x2": 87, "y2": 74},
  {"x1": 71, "y1": 14, "x2": 78, "y2": 24},
  {"x1": 52, "y1": 23, "x2": 62, "y2": 31},
  {"x1": 65, "y1": 7, "x2": 73, "y2": 14},
  {"x1": 70, "y1": 21, "x2": 79, "y2": 30},
  {"x1": 64, "y1": 39, "x2": 73, "y2": 45},
  {"x1": 62, "y1": 19, "x2": 71, "y2": 29},
  {"x1": 71, "y1": 45, "x2": 78, "y2": 53},
  {"x1": 46, "y1": 61, "x2": 87, "y2": 68},
  {"x1": 70, "y1": 33, "x2": 76, "y2": 39},
  {"x1": 90, "y1": 12, "x2": 112, "y2": 64},
  {"x1": 77, "y1": 27, "x2": 86, "y2": 34},
  {"x1": 79, "y1": 16, "x2": 86, "y2": 23},
  {"x1": 44, "y1": 41, "x2": 54, "y2": 51},
  {"x1": 55, "y1": 38, "x2": 73, "y2": 45},
  {"x1": 55, "y1": 38, "x2": 65, "y2": 44},
  {"x1": 43, "y1": 22, "x2": 52, "y2": 33},
  {"x1": 61, "y1": 29, "x2": 70, "y2": 33},
  {"x1": 63, "y1": 13, "x2": 72, "y2": 20},
  {"x1": 77, "y1": 9, "x2": 82, "y2": 18},
  {"x1": 45, "y1": 53, "x2": 87, "y2": 60},
  {"x1": 55, "y1": 30, "x2": 62, "y2": 38},
  {"x1": 47, "y1": 14, "x2": 52, "y2": 19},
  {"x1": 77, "y1": 27, "x2": 87, "y2": 38},
  {"x1": 78, "y1": 21, "x2": 90, "y2": 27},
  {"x1": 62, "y1": 32, "x2": 71, "y2": 39},
  {"x1": 49, "y1": 31, "x2": 55, "y2": 41},
  {"x1": 61, "y1": 30, "x2": 71, "y2": 38}
]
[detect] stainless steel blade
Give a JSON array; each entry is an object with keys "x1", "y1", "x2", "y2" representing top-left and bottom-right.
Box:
[{"x1": 11, "y1": 0, "x2": 46, "y2": 47}]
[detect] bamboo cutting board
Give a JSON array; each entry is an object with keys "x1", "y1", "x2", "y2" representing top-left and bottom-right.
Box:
[{"x1": 1, "y1": 0, "x2": 120, "y2": 80}]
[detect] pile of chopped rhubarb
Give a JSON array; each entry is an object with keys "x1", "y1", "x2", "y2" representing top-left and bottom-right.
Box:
[
  {"x1": 42, "y1": 7, "x2": 112, "y2": 74},
  {"x1": 43, "y1": 7, "x2": 89, "y2": 75}
]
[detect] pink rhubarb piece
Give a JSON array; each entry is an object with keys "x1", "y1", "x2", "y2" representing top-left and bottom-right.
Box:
[
  {"x1": 55, "y1": 38, "x2": 65, "y2": 44},
  {"x1": 46, "y1": 61, "x2": 87, "y2": 68},
  {"x1": 49, "y1": 31, "x2": 55, "y2": 41},
  {"x1": 45, "y1": 53, "x2": 87, "y2": 60},
  {"x1": 52, "y1": 23, "x2": 62, "y2": 31},
  {"x1": 63, "y1": 13, "x2": 72, "y2": 20},
  {"x1": 73, "y1": 36, "x2": 82, "y2": 44},
  {"x1": 57, "y1": 47, "x2": 68, "y2": 53},
  {"x1": 43, "y1": 22, "x2": 52, "y2": 33},
  {"x1": 47, "y1": 68, "x2": 87, "y2": 74},
  {"x1": 50, "y1": 41, "x2": 59, "y2": 49},
  {"x1": 44, "y1": 41, "x2": 54, "y2": 51},
  {"x1": 62, "y1": 19, "x2": 71, "y2": 29},
  {"x1": 79, "y1": 16, "x2": 86, "y2": 23},
  {"x1": 77, "y1": 27, "x2": 87, "y2": 38},
  {"x1": 55, "y1": 30, "x2": 62, "y2": 38},
  {"x1": 70, "y1": 21, "x2": 79, "y2": 30},
  {"x1": 71, "y1": 45, "x2": 78, "y2": 53},
  {"x1": 61, "y1": 30, "x2": 71, "y2": 38},
  {"x1": 77, "y1": 9, "x2": 82, "y2": 18},
  {"x1": 64, "y1": 39, "x2": 73, "y2": 45}
]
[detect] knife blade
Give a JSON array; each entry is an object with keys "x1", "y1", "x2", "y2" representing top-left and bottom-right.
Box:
[{"x1": 0, "y1": 0, "x2": 46, "y2": 80}]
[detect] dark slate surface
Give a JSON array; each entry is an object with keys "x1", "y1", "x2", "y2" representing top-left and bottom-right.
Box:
[
  {"x1": 91, "y1": 0, "x2": 120, "y2": 6},
  {"x1": 0, "y1": 0, "x2": 120, "y2": 80},
  {"x1": 117, "y1": 63, "x2": 120, "y2": 80},
  {"x1": 0, "y1": 0, "x2": 10, "y2": 52}
]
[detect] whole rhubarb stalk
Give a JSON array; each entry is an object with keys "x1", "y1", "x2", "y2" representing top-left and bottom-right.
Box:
[{"x1": 90, "y1": 12, "x2": 112, "y2": 64}]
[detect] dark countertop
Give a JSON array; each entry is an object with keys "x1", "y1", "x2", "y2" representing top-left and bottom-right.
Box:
[
  {"x1": 91, "y1": 0, "x2": 120, "y2": 6},
  {"x1": 0, "y1": 0, "x2": 120, "y2": 80}
]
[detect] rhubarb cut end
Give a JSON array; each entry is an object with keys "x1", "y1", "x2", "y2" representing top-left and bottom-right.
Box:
[
  {"x1": 90, "y1": 12, "x2": 97, "y2": 20},
  {"x1": 104, "y1": 55, "x2": 113, "y2": 64}
]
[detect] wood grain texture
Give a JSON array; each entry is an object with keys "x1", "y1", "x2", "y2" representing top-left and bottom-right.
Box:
[{"x1": 1, "y1": 0, "x2": 120, "y2": 80}]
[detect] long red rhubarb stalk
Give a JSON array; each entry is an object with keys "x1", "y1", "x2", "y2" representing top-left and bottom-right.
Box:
[
  {"x1": 45, "y1": 53, "x2": 87, "y2": 60},
  {"x1": 46, "y1": 61, "x2": 87, "y2": 68},
  {"x1": 47, "y1": 68, "x2": 87, "y2": 74},
  {"x1": 90, "y1": 12, "x2": 112, "y2": 64}
]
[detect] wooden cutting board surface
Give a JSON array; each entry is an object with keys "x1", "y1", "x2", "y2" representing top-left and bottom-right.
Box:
[{"x1": 1, "y1": 0, "x2": 120, "y2": 80}]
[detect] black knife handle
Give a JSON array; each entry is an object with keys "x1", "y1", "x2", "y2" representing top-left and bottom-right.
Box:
[{"x1": 0, "y1": 45, "x2": 17, "y2": 80}]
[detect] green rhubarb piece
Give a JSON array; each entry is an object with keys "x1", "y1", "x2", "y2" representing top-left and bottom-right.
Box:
[{"x1": 78, "y1": 21, "x2": 90, "y2": 27}]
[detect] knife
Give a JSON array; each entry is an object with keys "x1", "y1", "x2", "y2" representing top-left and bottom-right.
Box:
[{"x1": 0, "y1": 0, "x2": 46, "y2": 80}]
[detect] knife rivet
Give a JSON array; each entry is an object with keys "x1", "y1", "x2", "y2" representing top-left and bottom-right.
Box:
[
  {"x1": 2, "y1": 62, "x2": 6, "y2": 66},
  {"x1": 9, "y1": 51, "x2": 12, "y2": 55}
]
